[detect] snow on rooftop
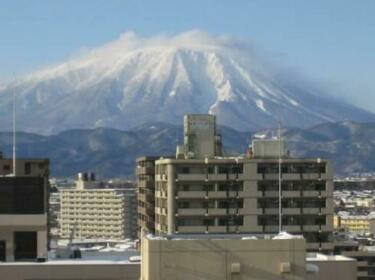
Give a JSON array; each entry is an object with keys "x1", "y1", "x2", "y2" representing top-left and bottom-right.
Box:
[
  {"x1": 306, "y1": 253, "x2": 355, "y2": 262},
  {"x1": 272, "y1": 231, "x2": 304, "y2": 240},
  {"x1": 145, "y1": 233, "x2": 303, "y2": 241}
]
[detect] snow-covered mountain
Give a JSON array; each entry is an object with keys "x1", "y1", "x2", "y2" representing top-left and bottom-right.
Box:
[{"x1": 0, "y1": 30, "x2": 374, "y2": 134}]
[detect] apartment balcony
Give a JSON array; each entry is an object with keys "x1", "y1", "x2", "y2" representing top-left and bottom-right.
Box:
[
  {"x1": 138, "y1": 193, "x2": 146, "y2": 202},
  {"x1": 136, "y1": 166, "x2": 154, "y2": 175},
  {"x1": 177, "y1": 226, "x2": 207, "y2": 233},
  {"x1": 307, "y1": 243, "x2": 320, "y2": 250},
  {"x1": 357, "y1": 271, "x2": 369, "y2": 277},
  {"x1": 320, "y1": 225, "x2": 333, "y2": 231},
  {"x1": 155, "y1": 208, "x2": 161, "y2": 215},
  {"x1": 302, "y1": 208, "x2": 320, "y2": 214},
  {"x1": 302, "y1": 225, "x2": 320, "y2": 231},
  {"x1": 282, "y1": 191, "x2": 300, "y2": 198},
  {"x1": 264, "y1": 225, "x2": 279, "y2": 232},
  {"x1": 245, "y1": 208, "x2": 263, "y2": 215},
  {"x1": 302, "y1": 191, "x2": 320, "y2": 197},
  {"x1": 155, "y1": 174, "x2": 164, "y2": 181},
  {"x1": 138, "y1": 180, "x2": 155, "y2": 189},
  {"x1": 321, "y1": 243, "x2": 334, "y2": 250},
  {"x1": 137, "y1": 219, "x2": 147, "y2": 227},
  {"x1": 138, "y1": 205, "x2": 146, "y2": 214},
  {"x1": 320, "y1": 208, "x2": 332, "y2": 214},
  {"x1": 282, "y1": 208, "x2": 301, "y2": 214},
  {"x1": 177, "y1": 209, "x2": 207, "y2": 216},
  {"x1": 319, "y1": 173, "x2": 330, "y2": 180},
  {"x1": 263, "y1": 191, "x2": 279, "y2": 197},
  {"x1": 227, "y1": 174, "x2": 240, "y2": 181},
  {"x1": 208, "y1": 226, "x2": 227, "y2": 233},
  {"x1": 208, "y1": 208, "x2": 227, "y2": 215},
  {"x1": 283, "y1": 225, "x2": 301, "y2": 232},
  {"x1": 207, "y1": 191, "x2": 227, "y2": 198},
  {"x1": 238, "y1": 173, "x2": 263, "y2": 180},
  {"x1": 357, "y1": 261, "x2": 369, "y2": 267},
  {"x1": 207, "y1": 174, "x2": 228, "y2": 181},
  {"x1": 177, "y1": 191, "x2": 206, "y2": 199},
  {"x1": 177, "y1": 174, "x2": 207, "y2": 181},
  {"x1": 263, "y1": 208, "x2": 279, "y2": 214},
  {"x1": 302, "y1": 173, "x2": 320, "y2": 180},
  {"x1": 246, "y1": 190, "x2": 263, "y2": 197},
  {"x1": 263, "y1": 174, "x2": 279, "y2": 180},
  {"x1": 155, "y1": 224, "x2": 162, "y2": 231}
]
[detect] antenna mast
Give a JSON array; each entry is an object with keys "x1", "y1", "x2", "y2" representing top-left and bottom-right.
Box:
[
  {"x1": 12, "y1": 80, "x2": 16, "y2": 176},
  {"x1": 278, "y1": 121, "x2": 282, "y2": 233}
]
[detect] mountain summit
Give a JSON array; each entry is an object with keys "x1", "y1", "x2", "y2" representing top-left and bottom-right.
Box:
[{"x1": 0, "y1": 31, "x2": 374, "y2": 134}]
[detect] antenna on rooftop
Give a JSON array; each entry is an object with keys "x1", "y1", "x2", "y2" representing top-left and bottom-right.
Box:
[
  {"x1": 278, "y1": 120, "x2": 282, "y2": 233},
  {"x1": 12, "y1": 76, "x2": 17, "y2": 176}
]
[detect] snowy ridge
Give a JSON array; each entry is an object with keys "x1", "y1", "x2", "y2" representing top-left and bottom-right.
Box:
[{"x1": 0, "y1": 30, "x2": 374, "y2": 134}]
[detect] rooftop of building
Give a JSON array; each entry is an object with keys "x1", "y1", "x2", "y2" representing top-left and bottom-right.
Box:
[{"x1": 155, "y1": 156, "x2": 328, "y2": 164}]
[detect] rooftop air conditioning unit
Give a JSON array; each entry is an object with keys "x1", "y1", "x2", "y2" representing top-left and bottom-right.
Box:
[{"x1": 280, "y1": 262, "x2": 291, "y2": 273}]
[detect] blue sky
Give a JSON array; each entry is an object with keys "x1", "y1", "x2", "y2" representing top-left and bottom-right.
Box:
[{"x1": 1, "y1": 0, "x2": 374, "y2": 111}]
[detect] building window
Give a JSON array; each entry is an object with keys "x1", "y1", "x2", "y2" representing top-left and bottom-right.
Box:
[
  {"x1": 0, "y1": 177, "x2": 45, "y2": 214},
  {"x1": 24, "y1": 162, "x2": 31, "y2": 175},
  {"x1": 14, "y1": 232, "x2": 37, "y2": 261},
  {"x1": 182, "y1": 167, "x2": 190, "y2": 174}
]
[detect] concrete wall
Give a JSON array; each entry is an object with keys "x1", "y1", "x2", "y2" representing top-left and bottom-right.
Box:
[
  {"x1": 0, "y1": 225, "x2": 47, "y2": 261},
  {"x1": 141, "y1": 237, "x2": 307, "y2": 280},
  {"x1": 0, "y1": 262, "x2": 140, "y2": 280},
  {"x1": 306, "y1": 260, "x2": 357, "y2": 280}
]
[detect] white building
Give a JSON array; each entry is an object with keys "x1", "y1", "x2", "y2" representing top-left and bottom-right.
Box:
[{"x1": 59, "y1": 173, "x2": 137, "y2": 240}]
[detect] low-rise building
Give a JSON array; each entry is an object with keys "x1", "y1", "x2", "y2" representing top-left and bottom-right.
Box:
[{"x1": 335, "y1": 212, "x2": 375, "y2": 235}]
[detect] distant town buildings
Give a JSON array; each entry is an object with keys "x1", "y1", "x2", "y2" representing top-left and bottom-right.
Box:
[
  {"x1": 335, "y1": 212, "x2": 375, "y2": 235},
  {"x1": 59, "y1": 173, "x2": 137, "y2": 240}
]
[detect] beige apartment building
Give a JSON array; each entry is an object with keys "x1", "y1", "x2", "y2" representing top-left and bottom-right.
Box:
[
  {"x1": 59, "y1": 173, "x2": 137, "y2": 240},
  {"x1": 151, "y1": 114, "x2": 334, "y2": 252},
  {"x1": 334, "y1": 212, "x2": 375, "y2": 235},
  {"x1": 0, "y1": 154, "x2": 50, "y2": 262}
]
